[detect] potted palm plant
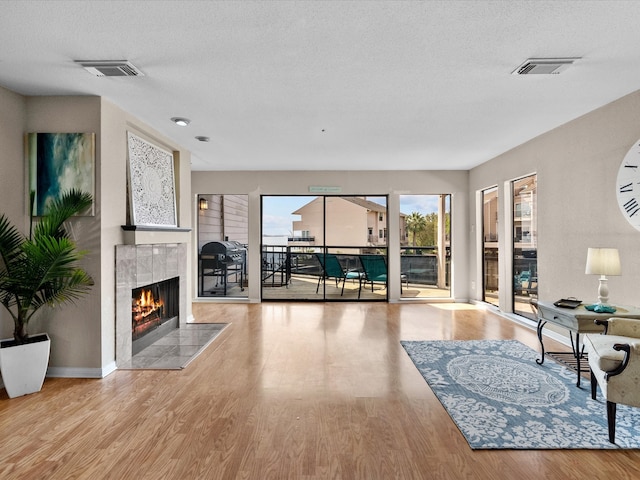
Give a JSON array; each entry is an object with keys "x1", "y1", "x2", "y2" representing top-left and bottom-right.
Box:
[{"x1": 0, "y1": 189, "x2": 94, "y2": 398}]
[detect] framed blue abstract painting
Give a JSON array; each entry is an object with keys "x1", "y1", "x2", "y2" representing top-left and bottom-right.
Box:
[{"x1": 27, "y1": 132, "x2": 95, "y2": 216}]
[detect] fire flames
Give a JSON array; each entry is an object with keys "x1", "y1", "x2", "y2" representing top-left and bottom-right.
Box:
[{"x1": 132, "y1": 289, "x2": 164, "y2": 325}]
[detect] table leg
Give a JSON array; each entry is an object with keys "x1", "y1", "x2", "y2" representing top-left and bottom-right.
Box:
[
  {"x1": 536, "y1": 318, "x2": 546, "y2": 365},
  {"x1": 570, "y1": 332, "x2": 584, "y2": 387}
]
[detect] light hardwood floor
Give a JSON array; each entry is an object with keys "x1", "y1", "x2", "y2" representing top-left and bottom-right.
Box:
[{"x1": 1, "y1": 302, "x2": 639, "y2": 479}]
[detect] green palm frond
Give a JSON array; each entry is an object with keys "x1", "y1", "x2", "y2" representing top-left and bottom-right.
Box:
[
  {"x1": 17, "y1": 236, "x2": 93, "y2": 315},
  {"x1": 0, "y1": 214, "x2": 23, "y2": 269},
  {"x1": 0, "y1": 189, "x2": 94, "y2": 343},
  {"x1": 33, "y1": 189, "x2": 92, "y2": 240},
  {"x1": 0, "y1": 214, "x2": 25, "y2": 310}
]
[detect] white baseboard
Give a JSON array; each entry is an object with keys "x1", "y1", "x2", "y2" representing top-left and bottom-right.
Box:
[
  {"x1": 470, "y1": 300, "x2": 571, "y2": 348},
  {"x1": 46, "y1": 361, "x2": 117, "y2": 379},
  {"x1": 0, "y1": 363, "x2": 117, "y2": 393}
]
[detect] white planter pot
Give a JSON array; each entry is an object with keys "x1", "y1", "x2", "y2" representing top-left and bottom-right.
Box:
[{"x1": 0, "y1": 333, "x2": 50, "y2": 398}]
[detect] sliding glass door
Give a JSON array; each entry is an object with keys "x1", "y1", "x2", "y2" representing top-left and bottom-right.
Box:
[
  {"x1": 261, "y1": 196, "x2": 318, "y2": 300},
  {"x1": 399, "y1": 194, "x2": 451, "y2": 299},
  {"x1": 261, "y1": 195, "x2": 388, "y2": 301}
]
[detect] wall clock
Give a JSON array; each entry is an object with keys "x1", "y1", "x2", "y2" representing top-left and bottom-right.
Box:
[{"x1": 617, "y1": 139, "x2": 640, "y2": 231}]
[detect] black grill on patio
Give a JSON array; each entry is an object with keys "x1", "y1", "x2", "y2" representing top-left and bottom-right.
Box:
[{"x1": 199, "y1": 241, "x2": 246, "y2": 296}]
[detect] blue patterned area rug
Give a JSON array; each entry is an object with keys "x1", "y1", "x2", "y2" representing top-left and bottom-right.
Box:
[{"x1": 401, "y1": 339, "x2": 640, "y2": 449}]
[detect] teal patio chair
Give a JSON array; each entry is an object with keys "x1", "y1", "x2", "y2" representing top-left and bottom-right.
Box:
[
  {"x1": 358, "y1": 254, "x2": 387, "y2": 298},
  {"x1": 315, "y1": 253, "x2": 362, "y2": 295}
]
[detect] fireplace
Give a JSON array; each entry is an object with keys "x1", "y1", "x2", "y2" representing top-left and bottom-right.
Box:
[
  {"x1": 116, "y1": 243, "x2": 188, "y2": 367},
  {"x1": 131, "y1": 277, "x2": 179, "y2": 355}
]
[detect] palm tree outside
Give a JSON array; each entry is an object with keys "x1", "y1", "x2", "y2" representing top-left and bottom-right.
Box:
[{"x1": 405, "y1": 212, "x2": 426, "y2": 247}]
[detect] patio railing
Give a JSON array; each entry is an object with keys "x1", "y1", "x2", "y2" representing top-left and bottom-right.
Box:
[{"x1": 261, "y1": 245, "x2": 450, "y2": 288}]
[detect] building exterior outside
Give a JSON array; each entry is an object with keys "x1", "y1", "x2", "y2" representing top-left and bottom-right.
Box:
[
  {"x1": 290, "y1": 196, "x2": 407, "y2": 249},
  {"x1": 198, "y1": 194, "x2": 248, "y2": 250}
]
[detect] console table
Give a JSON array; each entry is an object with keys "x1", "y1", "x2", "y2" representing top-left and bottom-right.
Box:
[{"x1": 535, "y1": 301, "x2": 640, "y2": 387}]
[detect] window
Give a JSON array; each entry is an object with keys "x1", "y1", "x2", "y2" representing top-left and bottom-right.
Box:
[
  {"x1": 512, "y1": 175, "x2": 537, "y2": 319},
  {"x1": 482, "y1": 187, "x2": 499, "y2": 306}
]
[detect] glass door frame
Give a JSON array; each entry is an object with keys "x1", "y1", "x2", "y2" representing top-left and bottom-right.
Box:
[
  {"x1": 511, "y1": 174, "x2": 537, "y2": 319},
  {"x1": 261, "y1": 195, "x2": 388, "y2": 302},
  {"x1": 482, "y1": 186, "x2": 499, "y2": 306}
]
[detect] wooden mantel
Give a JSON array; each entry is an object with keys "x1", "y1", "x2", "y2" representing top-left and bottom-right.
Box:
[{"x1": 121, "y1": 225, "x2": 192, "y2": 245}]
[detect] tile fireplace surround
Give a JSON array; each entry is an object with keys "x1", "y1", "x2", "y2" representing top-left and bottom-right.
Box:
[{"x1": 115, "y1": 243, "x2": 187, "y2": 367}]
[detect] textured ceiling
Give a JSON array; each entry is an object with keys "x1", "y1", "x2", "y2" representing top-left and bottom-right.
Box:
[{"x1": 2, "y1": 1, "x2": 640, "y2": 171}]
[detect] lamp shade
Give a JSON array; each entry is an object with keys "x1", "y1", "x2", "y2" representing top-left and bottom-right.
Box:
[{"x1": 585, "y1": 248, "x2": 621, "y2": 276}]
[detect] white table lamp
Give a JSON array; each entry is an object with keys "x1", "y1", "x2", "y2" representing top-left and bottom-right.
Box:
[{"x1": 585, "y1": 247, "x2": 621, "y2": 305}]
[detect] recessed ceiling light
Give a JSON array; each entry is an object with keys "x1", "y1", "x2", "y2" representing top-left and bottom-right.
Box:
[
  {"x1": 171, "y1": 117, "x2": 190, "y2": 126},
  {"x1": 195, "y1": 136, "x2": 210, "y2": 142}
]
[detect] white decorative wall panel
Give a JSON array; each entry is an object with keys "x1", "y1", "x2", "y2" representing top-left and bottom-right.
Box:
[{"x1": 127, "y1": 132, "x2": 177, "y2": 226}]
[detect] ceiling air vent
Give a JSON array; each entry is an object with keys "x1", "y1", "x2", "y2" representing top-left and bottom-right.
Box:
[
  {"x1": 76, "y1": 60, "x2": 144, "y2": 77},
  {"x1": 511, "y1": 57, "x2": 580, "y2": 75}
]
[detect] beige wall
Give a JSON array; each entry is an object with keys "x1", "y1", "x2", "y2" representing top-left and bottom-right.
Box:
[
  {"x1": 0, "y1": 86, "x2": 27, "y2": 340},
  {"x1": 0, "y1": 89, "x2": 192, "y2": 377},
  {"x1": 469, "y1": 89, "x2": 640, "y2": 312},
  {"x1": 23, "y1": 96, "x2": 103, "y2": 373},
  {"x1": 191, "y1": 170, "x2": 470, "y2": 302}
]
